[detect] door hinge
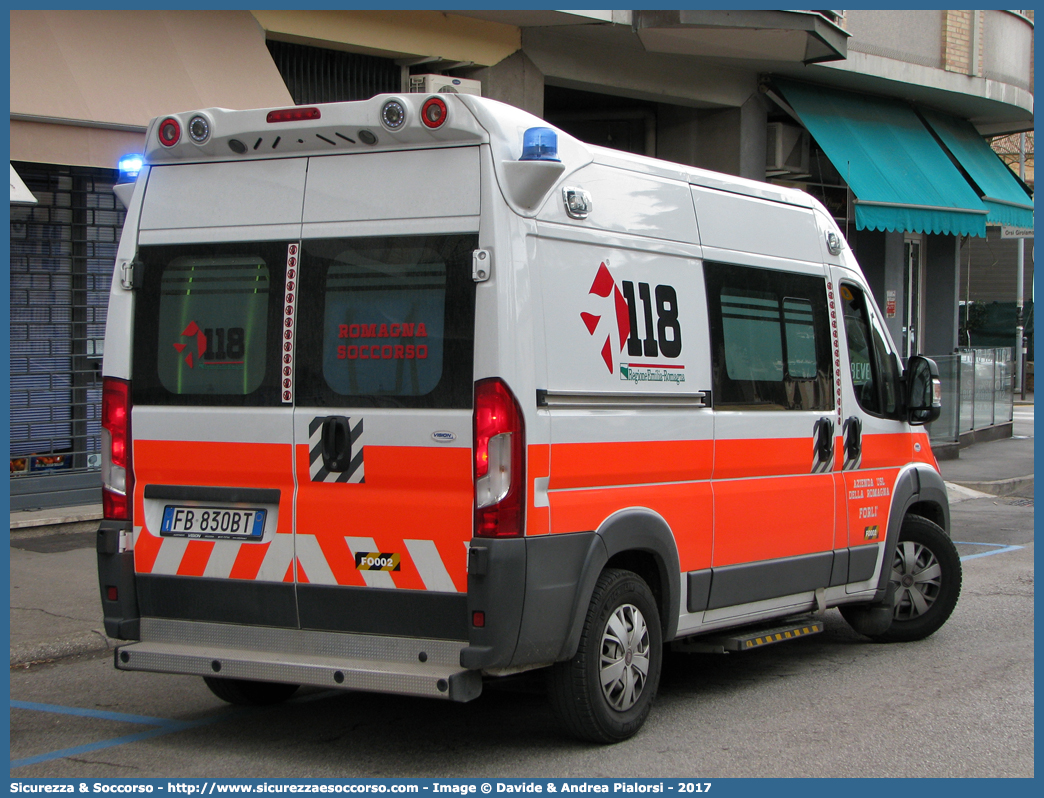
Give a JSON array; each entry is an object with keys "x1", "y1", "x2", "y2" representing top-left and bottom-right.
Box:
[
  {"x1": 119, "y1": 260, "x2": 143, "y2": 290},
  {"x1": 472, "y1": 249, "x2": 491, "y2": 282}
]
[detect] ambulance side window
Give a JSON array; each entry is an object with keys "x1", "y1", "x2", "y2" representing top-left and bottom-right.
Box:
[
  {"x1": 840, "y1": 283, "x2": 901, "y2": 418},
  {"x1": 704, "y1": 262, "x2": 833, "y2": 410}
]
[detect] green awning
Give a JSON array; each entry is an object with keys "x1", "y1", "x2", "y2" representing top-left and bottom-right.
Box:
[
  {"x1": 775, "y1": 79, "x2": 988, "y2": 238},
  {"x1": 920, "y1": 109, "x2": 1033, "y2": 230}
]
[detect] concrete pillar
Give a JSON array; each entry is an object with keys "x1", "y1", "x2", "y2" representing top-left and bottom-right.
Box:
[
  {"x1": 737, "y1": 91, "x2": 769, "y2": 182},
  {"x1": 687, "y1": 91, "x2": 768, "y2": 180},
  {"x1": 656, "y1": 104, "x2": 700, "y2": 166},
  {"x1": 461, "y1": 50, "x2": 544, "y2": 117},
  {"x1": 922, "y1": 234, "x2": 961, "y2": 355},
  {"x1": 693, "y1": 107, "x2": 742, "y2": 176}
]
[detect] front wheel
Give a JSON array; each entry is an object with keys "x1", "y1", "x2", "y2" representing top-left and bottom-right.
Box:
[
  {"x1": 548, "y1": 568, "x2": 662, "y2": 744},
  {"x1": 846, "y1": 515, "x2": 961, "y2": 643}
]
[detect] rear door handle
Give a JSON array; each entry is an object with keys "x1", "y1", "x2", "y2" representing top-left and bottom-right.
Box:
[{"x1": 321, "y1": 416, "x2": 352, "y2": 472}]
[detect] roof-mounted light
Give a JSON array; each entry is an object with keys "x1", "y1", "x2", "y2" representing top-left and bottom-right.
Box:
[
  {"x1": 158, "y1": 117, "x2": 181, "y2": 147},
  {"x1": 520, "y1": 127, "x2": 560, "y2": 162},
  {"x1": 421, "y1": 97, "x2": 448, "y2": 129},
  {"x1": 188, "y1": 115, "x2": 211, "y2": 144},
  {"x1": 266, "y1": 107, "x2": 322, "y2": 124},
  {"x1": 381, "y1": 100, "x2": 407, "y2": 130},
  {"x1": 118, "y1": 155, "x2": 144, "y2": 182}
]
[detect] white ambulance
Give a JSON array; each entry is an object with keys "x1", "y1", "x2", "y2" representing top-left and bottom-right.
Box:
[{"x1": 98, "y1": 93, "x2": 959, "y2": 743}]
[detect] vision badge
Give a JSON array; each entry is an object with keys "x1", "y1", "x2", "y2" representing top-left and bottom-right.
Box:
[{"x1": 355, "y1": 552, "x2": 401, "y2": 571}]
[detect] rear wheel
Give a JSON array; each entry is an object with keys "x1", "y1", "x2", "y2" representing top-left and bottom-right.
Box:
[
  {"x1": 203, "y1": 677, "x2": 299, "y2": 706},
  {"x1": 548, "y1": 568, "x2": 662, "y2": 743},
  {"x1": 846, "y1": 515, "x2": 961, "y2": 643}
]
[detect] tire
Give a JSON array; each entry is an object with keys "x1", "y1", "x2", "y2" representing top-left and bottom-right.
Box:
[
  {"x1": 548, "y1": 568, "x2": 662, "y2": 744},
  {"x1": 853, "y1": 515, "x2": 962, "y2": 643},
  {"x1": 203, "y1": 676, "x2": 300, "y2": 706}
]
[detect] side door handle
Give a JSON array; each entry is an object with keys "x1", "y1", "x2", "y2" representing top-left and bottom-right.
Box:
[
  {"x1": 321, "y1": 416, "x2": 352, "y2": 472},
  {"x1": 843, "y1": 416, "x2": 863, "y2": 466},
  {"x1": 813, "y1": 417, "x2": 834, "y2": 473}
]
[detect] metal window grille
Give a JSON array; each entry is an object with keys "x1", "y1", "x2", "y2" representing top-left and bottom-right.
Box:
[
  {"x1": 267, "y1": 40, "x2": 401, "y2": 105},
  {"x1": 10, "y1": 162, "x2": 125, "y2": 509}
]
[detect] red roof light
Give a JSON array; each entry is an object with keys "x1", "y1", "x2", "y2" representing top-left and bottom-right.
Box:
[
  {"x1": 421, "y1": 97, "x2": 448, "y2": 129},
  {"x1": 266, "y1": 107, "x2": 322, "y2": 124}
]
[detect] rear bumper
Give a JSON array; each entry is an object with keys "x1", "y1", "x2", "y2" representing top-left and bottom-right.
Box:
[{"x1": 116, "y1": 618, "x2": 482, "y2": 702}]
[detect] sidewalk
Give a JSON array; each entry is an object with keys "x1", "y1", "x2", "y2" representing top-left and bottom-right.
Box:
[{"x1": 8, "y1": 403, "x2": 1033, "y2": 667}]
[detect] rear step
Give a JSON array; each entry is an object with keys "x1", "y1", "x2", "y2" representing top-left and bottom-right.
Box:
[
  {"x1": 116, "y1": 618, "x2": 481, "y2": 702},
  {"x1": 672, "y1": 615, "x2": 824, "y2": 654}
]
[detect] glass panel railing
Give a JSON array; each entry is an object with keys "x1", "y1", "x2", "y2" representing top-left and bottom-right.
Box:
[
  {"x1": 994, "y1": 348, "x2": 1014, "y2": 424},
  {"x1": 938, "y1": 347, "x2": 1016, "y2": 443},
  {"x1": 929, "y1": 354, "x2": 961, "y2": 444}
]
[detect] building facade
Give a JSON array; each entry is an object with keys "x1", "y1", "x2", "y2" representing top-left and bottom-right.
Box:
[{"x1": 8, "y1": 10, "x2": 1034, "y2": 509}]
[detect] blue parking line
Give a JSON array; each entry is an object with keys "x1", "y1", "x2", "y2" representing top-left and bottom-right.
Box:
[
  {"x1": 10, "y1": 700, "x2": 235, "y2": 769},
  {"x1": 11, "y1": 700, "x2": 176, "y2": 726},
  {"x1": 954, "y1": 542, "x2": 1025, "y2": 561},
  {"x1": 10, "y1": 690, "x2": 333, "y2": 769},
  {"x1": 10, "y1": 722, "x2": 215, "y2": 769}
]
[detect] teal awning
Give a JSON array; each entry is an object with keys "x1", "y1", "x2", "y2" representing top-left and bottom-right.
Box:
[
  {"x1": 920, "y1": 109, "x2": 1033, "y2": 230},
  {"x1": 775, "y1": 79, "x2": 988, "y2": 238}
]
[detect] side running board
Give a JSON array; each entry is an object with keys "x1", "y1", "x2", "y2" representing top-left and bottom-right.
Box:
[{"x1": 671, "y1": 615, "x2": 824, "y2": 654}]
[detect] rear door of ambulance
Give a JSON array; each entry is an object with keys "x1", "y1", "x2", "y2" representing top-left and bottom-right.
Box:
[
  {"x1": 131, "y1": 158, "x2": 304, "y2": 626},
  {"x1": 290, "y1": 147, "x2": 480, "y2": 641}
]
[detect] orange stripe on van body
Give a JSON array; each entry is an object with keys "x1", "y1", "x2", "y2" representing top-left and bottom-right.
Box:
[
  {"x1": 549, "y1": 482, "x2": 713, "y2": 572},
  {"x1": 859, "y1": 432, "x2": 914, "y2": 470},
  {"x1": 912, "y1": 431, "x2": 937, "y2": 468},
  {"x1": 294, "y1": 444, "x2": 472, "y2": 592},
  {"x1": 527, "y1": 444, "x2": 550, "y2": 537},
  {"x1": 713, "y1": 436, "x2": 815, "y2": 480},
  {"x1": 228, "y1": 539, "x2": 273, "y2": 580},
  {"x1": 548, "y1": 439, "x2": 713, "y2": 490},
  {"x1": 712, "y1": 474, "x2": 834, "y2": 566},
  {"x1": 176, "y1": 540, "x2": 215, "y2": 577},
  {"x1": 132, "y1": 526, "x2": 163, "y2": 574}
]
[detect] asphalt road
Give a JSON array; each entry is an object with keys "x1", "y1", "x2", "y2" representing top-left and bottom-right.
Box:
[
  {"x1": 10, "y1": 496, "x2": 1033, "y2": 779},
  {"x1": 10, "y1": 407, "x2": 1034, "y2": 778}
]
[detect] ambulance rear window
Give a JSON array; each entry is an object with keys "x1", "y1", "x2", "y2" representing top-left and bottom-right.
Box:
[
  {"x1": 294, "y1": 234, "x2": 477, "y2": 409},
  {"x1": 133, "y1": 241, "x2": 291, "y2": 406}
]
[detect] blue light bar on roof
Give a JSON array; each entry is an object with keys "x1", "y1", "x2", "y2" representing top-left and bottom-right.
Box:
[
  {"x1": 118, "y1": 154, "x2": 144, "y2": 181},
  {"x1": 520, "y1": 127, "x2": 560, "y2": 162}
]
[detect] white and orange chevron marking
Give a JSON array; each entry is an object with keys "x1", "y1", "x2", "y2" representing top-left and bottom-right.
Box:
[{"x1": 134, "y1": 528, "x2": 466, "y2": 592}]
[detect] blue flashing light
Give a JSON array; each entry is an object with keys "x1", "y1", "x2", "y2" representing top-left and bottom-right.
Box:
[
  {"x1": 519, "y1": 127, "x2": 560, "y2": 162},
  {"x1": 118, "y1": 154, "x2": 144, "y2": 181}
]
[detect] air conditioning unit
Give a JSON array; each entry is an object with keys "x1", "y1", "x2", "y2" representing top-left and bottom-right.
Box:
[
  {"x1": 409, "y1": 74, "x2": 482, "y2": 97},
  {"x1": 766, "y1": 122, "x2": 810, "y2": 175}
]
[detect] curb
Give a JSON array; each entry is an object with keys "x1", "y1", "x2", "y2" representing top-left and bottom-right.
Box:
[
  {"x1": 947, "y1": 474, "x2": 1034, "y2": 498},
  {"x1": 10, "y1": 629, "x2": 116, "y2": 668}
]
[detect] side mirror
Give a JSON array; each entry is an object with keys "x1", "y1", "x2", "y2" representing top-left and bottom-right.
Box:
[{"x1": 905, "y1": 355, "x2": 942, "y2": 425}]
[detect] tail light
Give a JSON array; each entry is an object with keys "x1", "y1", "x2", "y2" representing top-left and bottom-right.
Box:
[
  {"x1": 101, "y1": 378, "x2": 133, "y2": 522},
  {"x1": 473, "y1": 378, "x2": 525, "y2": 538}
]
